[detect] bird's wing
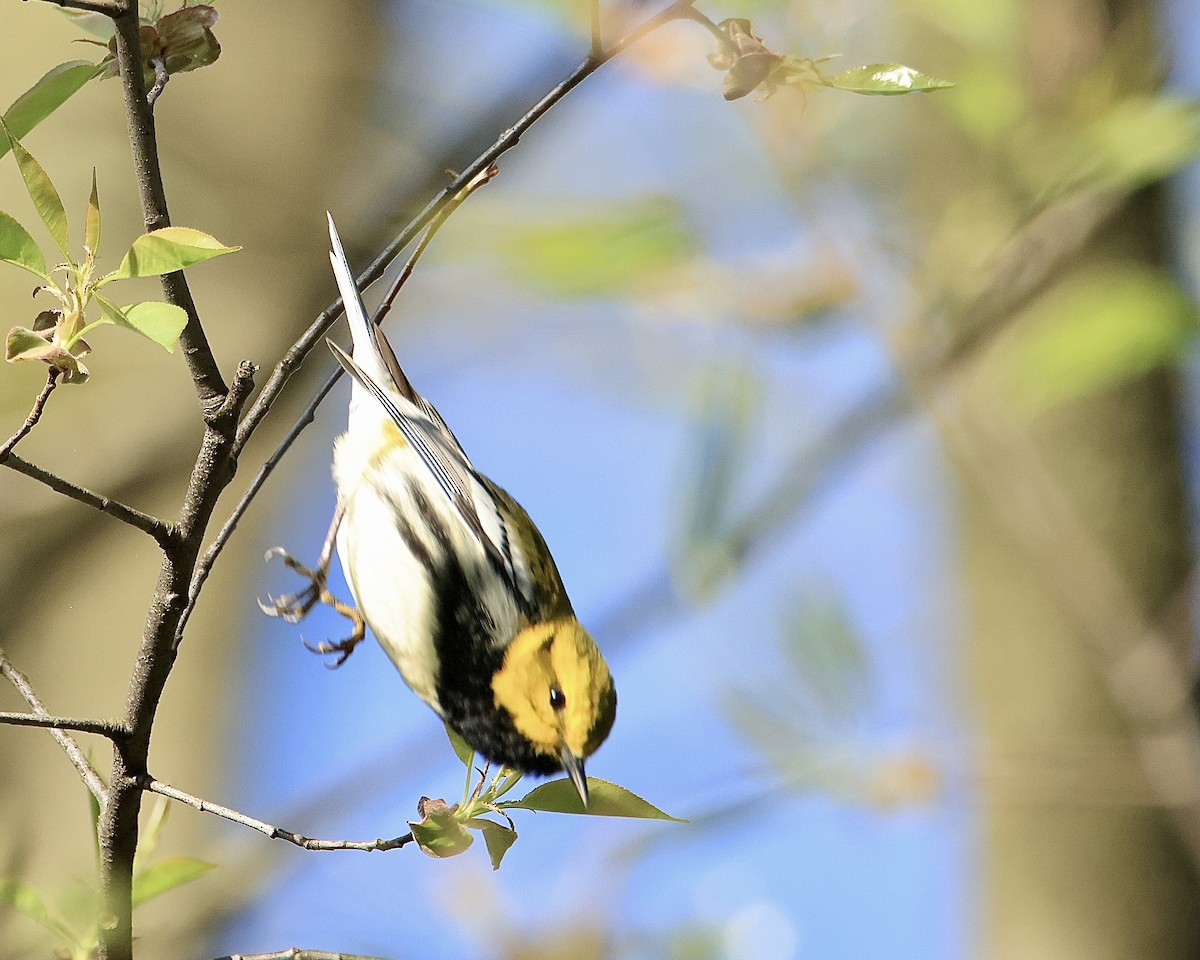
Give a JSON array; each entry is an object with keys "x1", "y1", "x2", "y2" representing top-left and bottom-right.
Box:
[
  {"x1": 479, "y1": 476, "x2": 576, "y2": 620},
  {"x1": 326, "y1": 215, "x2": 521, "y2": 595}
]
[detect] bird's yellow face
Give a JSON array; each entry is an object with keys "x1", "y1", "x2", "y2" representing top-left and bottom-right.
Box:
[{"x1": 491, "y1": 618, "x2": 616, "y2": 772}]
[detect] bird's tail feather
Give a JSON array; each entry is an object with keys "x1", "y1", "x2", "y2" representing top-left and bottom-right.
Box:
[{"x1": 326, "y1": 213, "x2": 421, "y2": 405}]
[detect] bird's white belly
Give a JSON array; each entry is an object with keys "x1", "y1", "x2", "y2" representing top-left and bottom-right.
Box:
[
  {"x1": 336, "y1": 479, "x2": 445, "y2": 712},
  {"x1": 332, "y1": 420, "x2": 521, "y2": 713}
]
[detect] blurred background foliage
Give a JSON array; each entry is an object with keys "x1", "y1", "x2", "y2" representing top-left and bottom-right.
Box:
[{"x1": 3, "y1": 0, "x2": 1200, "y2": 957}]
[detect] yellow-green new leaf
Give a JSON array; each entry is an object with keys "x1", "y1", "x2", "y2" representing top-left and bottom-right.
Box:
[
  {"x1": 0, "y1": 210, "x2": 48, "y2": 278},
  {"x1": 503, "y1": 778, "x2": 686, "y2": 821},
  {"x1": 105, "y1": 226, "x2": 239, "y2": 280},
  {"x1": 475, "y1": 819, "x2": 518, "y2": 870},
  {"x1": 131, "y1": 857, "x2": 216, "y2": 908},
  {"x1": 6, "y1": 326, "x2": 89, "y2": 382},
  {"x1": 85, "y1": 170, "x2": 101, "y2": 254},
  {"x1": 824, "y1": 64, "x2": 954, "y2": 96},
  {"x1": 122, "y1": 301, "x2": 187, "y2": 352},
  {"x1": 0, "y1": 119, "x2": 69, "y2": 255},
  {"x1": 6, "y1": 326, "x2": 57, "y2": 362},
  {"x1": 445, "y1": 723, "x2": 475, "y2": 768},
  {"x1": 1, "y1": 61, "x2": 102, "y2": 157},
  {"x1": 92, "y1": 294, "x2": 187, "y2": 352},
  {"x1": 409, "y1": 799, "x2": 473, "y2": 859}
]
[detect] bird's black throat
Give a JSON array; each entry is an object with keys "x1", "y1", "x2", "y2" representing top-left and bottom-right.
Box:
[{"x1": 395, "y1": 482, "x2": 562, "y2": 776}]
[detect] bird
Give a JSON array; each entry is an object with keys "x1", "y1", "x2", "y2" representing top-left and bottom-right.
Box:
[{"x1": 299, "y1": 214, "x2": 616, "y2": 804}]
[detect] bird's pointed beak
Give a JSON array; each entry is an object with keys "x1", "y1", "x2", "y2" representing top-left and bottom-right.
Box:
[{"x1": 561, "y1": 749, "x2": 588, "y2": 807}]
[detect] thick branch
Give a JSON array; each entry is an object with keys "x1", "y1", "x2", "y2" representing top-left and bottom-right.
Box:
[
  {"x1": 0, "y1": 650, "x2": 110, "y2": 803},
  {"x1": 110, "y1": 5, "x2": 227, "y2": 411},
  {"x1": 1, "y1": 452, "x2": 175, "y2": 544},
  {"x1": 95, "y1": 362, "x2": 255, "y2": 960},
  {"x1": 140, "y1": 777, "x2": 414, "y2": 853},
  {"x1": 0, "y1": 369, "x2": 60, "y2": 461}
]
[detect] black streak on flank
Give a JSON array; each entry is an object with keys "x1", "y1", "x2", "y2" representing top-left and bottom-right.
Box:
[{"x1": 406, "y1": 482, "x2": 561, "y2": 775}]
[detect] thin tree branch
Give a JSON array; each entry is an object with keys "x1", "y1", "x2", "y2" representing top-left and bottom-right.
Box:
[
  {"x1": 32, "y1": 0, "x2": 128, "y2": 15},
  {"x1": 0, "y1": 650, "x2": 110, "y2": 803},
  {"x1": 0, "y1": 711, "x2": 127, "y2": 739},
  {"x1": 111, "y1": 5, "x2": 227, "y2": 412},
  {"x1": 231, "y1": 0, "x2": 699, "y2": 458},
  {"x1": 176, "y1": 165, "x2": 500, "y2": 644},
  {"x1": 213, "y1": 951, "x2": 396, "y2": 960},
  {"x1": 1, "y1": 452, "x2": 175, "y2": 544},
  {"x1": 0, "y1": 368, "x2": 60, "y2": 461},
  {"x1": 139, "y1": 777, "x2": 414, "y2": 853}
]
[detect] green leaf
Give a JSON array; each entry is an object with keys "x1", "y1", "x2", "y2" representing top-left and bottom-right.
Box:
[
  {"x1": 824, "y1": 63, "x2": 954, "y2": 95},
  {"x1": 475, "y1": 819, "x2": 518, "y2": 870},
  {"x1": 105, "y1": 226, "x2": 240, "y2": 280},
  {"x1": 56, "y1": 9, "x2": 117, "y2": 39},
  {"x1": 6, "y1": 326, "x2": 58, "y2": 362},
  {"x1": 131, "y1": 857, "x2": 216, "y2": 908},
  {"x1": 504, "y1": 199, "x2": 693, "y2": 297},
  {"x1": 85, "y1": 170, "x2": 101, "y2": 255},
  {"x1": 0, "y1": 210, "x2": 48, "y2": 278},
  {"x1": 0, "y1": 61, "x2": 102, "y2": 157},
  {"x1": 995, "y1": 265, "x2": 1198, "y2": 413},
  {"x1": 0, "y1": 878, "x2": 79, "y2": 945},
  {"x1": 154, "y1": 5, "x2": 221, "y2": 76},
  {"x1": 408, "y1": 799, "x2": 474, "y2": 859},
  {"x1": 113, "y1": 301, "x2": 188, "y2": 351},
  {"x1": 445, "y1": 723, "x2": 474, "y2": 768},
  {"x1": 0, "y1": 119, "x2": 70, "y2": 255},
  {"x1": 6, "y1": 325, "x2": 90, "y2": 383},
  {"x1": 503, "y1": 778, "x2": 686, "y2": 821}
]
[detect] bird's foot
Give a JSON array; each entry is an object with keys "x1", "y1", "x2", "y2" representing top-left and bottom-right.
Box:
[
  {"x1": 261, "y1": 546, "x2": 366, "y2": 668},
  {"x1": 302, "y1": 593, "x2": 367, "y2": 668},
  {"x1": 260, "y1": 547, "x2": 328, "y2": 622}
]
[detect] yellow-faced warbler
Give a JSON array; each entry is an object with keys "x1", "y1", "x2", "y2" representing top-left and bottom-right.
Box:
[{"x1": 318, "y1": 215, "x2": 615, "y2": 803}]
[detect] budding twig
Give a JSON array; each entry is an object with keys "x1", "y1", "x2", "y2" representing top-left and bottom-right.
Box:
[{"x1": 139, "y1": 777, "x2": 414, "y2": 853}]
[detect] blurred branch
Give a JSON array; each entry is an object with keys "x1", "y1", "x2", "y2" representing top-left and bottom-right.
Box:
[
  {"x1": 0, "y1": 650, "x2": 110, "y2": 803},
  {"x1": 212, "y1": 950, "x2": 396, "y2": 960},
  {"x1": 0, "y1": 369, "x2": 60, "y2": 461},
  {"x1": 932, "y1": 382, "x2": 1200, "y2": 866},
  {"x1": 596, "y1": 187, "x2": 1133, "y2": 646},
  {"x1": 139, "y1": 777, "x2": 414, "y2": 853},
  {"x1": 231, "y1": 0, "x2": 699, "y2": 457},
  {"x1": 1, "y1": 452, "x2": 174, "y2": 544}
]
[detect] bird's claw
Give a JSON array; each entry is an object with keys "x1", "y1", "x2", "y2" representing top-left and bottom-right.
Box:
[
  {"x1": 302, "y1": 593, "x2": 367, "y2": 668},
  {"x1": 262, "y1": 545, "x2": 366, "y2": 667},
  {"x1": 260, "y1": 547, "x2": 326, "y2": 622}
]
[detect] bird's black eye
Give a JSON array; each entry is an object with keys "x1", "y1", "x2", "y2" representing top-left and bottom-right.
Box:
[{"x1": 549, "y1": 686, "x2": 567, "y2": 711}]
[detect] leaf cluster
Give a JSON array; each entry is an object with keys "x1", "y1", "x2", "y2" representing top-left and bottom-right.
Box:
[
  {"x1": 406, "y1": 727, "x2": 684, "y2": 870},
  {"x1": 0, "y1": 123, "x2": 238, "y2": 383}
]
